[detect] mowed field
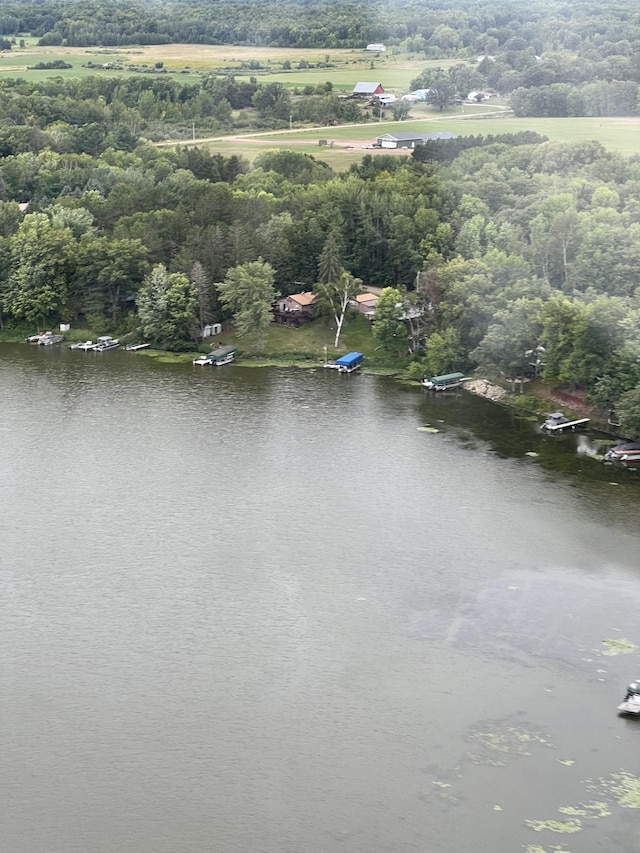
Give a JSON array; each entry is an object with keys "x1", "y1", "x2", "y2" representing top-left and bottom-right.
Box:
[
  {"x1": 0, "y1": 42, "x2": 452, "y2": 89},
  {"x1": 2, "y1": 41, "x2": 639, "y2": 163},
  {"x1": 193, "y1": 114, "x2": 640, "y2": 169}
]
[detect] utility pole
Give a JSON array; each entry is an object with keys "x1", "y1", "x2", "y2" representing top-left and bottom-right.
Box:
[
  {"x1": 289, "y1": 114, "x2": 293, "y2": 131},
  {"x1": 192, "y1": 121, "x2": 195, "y2": 141}
]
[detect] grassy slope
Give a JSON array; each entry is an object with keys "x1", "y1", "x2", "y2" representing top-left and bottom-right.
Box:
[{"x1": 197, "y1": 314, "x2": 405, "y2": 372}]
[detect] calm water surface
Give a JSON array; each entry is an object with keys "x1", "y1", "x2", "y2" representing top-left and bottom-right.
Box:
[{"x1": 2, "y1": 343, "x2": 640, "y2": 853}]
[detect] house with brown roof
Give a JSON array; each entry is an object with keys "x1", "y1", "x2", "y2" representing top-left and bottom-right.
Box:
[
  {"x1": 273, "y1": 292, "x2": 318, "y2": 326},
  {"x1": 352, "y1": 291, "x2": 379, "y2": 321}
]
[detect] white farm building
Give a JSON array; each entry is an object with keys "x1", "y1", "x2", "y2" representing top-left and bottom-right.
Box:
[{"x1": 375, "y1": 131, "x2": 457, "y2": 149}]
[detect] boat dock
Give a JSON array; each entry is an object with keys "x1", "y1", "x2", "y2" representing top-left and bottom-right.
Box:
[
  {"x1": 541, "y1": 415, "x2": 590, "y2": 433},
  {"x1": 324, "y1": 352, "x2": 363, "y2": 373}
]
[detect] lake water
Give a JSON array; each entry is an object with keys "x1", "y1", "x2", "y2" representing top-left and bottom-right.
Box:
[{"x1": 2, "y1": 343, "x2": 640, "y2": 853}]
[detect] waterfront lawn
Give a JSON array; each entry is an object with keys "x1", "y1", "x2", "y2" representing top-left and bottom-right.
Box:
[{"x1": 200, "y1": 314, "x2": 406, "y2": 370}]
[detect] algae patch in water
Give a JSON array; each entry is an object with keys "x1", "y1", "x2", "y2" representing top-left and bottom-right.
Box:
[
  {"x1": 601, "y1": 637, "x2": 637, "y2": 656},
  {"x1": 586, "y1": 771, "x2": 640, "y2": 808},
  {"x1": 558, "y1": 801, "x2": 611, "y2": 819},
  {"x1": 525, "y1": 847, "x2": 572, "y2": 853},
  {"x1": 466, "y1": 720, "x2": 554, "y2": 766},
  {"x1": 525, "y1": 818, "x2": 582, "y2": 834}
]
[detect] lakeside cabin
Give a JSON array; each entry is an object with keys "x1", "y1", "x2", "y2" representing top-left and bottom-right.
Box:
[{"x1": 324, "y1": 352, "x2": 364, "y2": 373}]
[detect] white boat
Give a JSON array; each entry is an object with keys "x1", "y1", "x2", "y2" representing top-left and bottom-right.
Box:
[
  {"x1": 38, "y1": 333, "x2": 64, "y2": 346},
  {"x1": 92, "y1": 336, "x2": 120, "y2": 351},
  {"x1": 69, "y1": 340, "x2": 95, "y2": 350},
  {"x1": 193, "y1": 346, "x2": 236, "y2": 366},
  {"x1": 124, "y1": 343, "x2": 150, "y2": 351},
  {"x1": 618, "y1": 681, "x2": 640, "y2": 715},
  {"x1": 421, "y1": 372, "x2": 466, "y2": 391},
  {"x1": 26, "y1": 331, "x2": 63, "y2": 345},
  {"x1": 541, "y1": 412, "x2": 590, "y2": 433}
]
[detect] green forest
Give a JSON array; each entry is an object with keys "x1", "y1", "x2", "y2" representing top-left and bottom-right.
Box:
[{"x1": 2, "y1": 0, "x2": 640, "y2": 437}]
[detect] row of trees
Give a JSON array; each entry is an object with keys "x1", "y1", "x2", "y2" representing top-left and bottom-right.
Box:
[{"x1": 0, "y1": 0, "x2": 633, "y2": 54}]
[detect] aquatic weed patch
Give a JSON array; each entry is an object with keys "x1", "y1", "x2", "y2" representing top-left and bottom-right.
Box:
[
  {"x1": 465, "y1": 720, "x2": 554, "y2": 766},
  {"x1": 586, "y1": 770, "x2": 640, "y2": 809},
  {"x1": 525, "y1": 846, "x2": 572, "y2": 853},
  {"x1": 557, "y1": 801, "x2": 611, "y2": 818},
  {"x1": 524, "y1": 771, "x2": 640, "y2": 846},
  {"x1": 601, "y1": 637, "x2": 637, "y2": 656},
  {"x1": 525, "y1": 818, "x2": 582, "y2": 833}
]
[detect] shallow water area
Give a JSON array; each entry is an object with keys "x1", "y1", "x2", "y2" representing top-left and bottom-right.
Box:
[{"x1": 2, "y1": 343, "x2": 640, "y2": 853}]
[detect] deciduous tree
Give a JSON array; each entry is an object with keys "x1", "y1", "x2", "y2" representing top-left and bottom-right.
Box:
[{"x1": 216, "y1": 257, "x2": 277, "y2": 345}]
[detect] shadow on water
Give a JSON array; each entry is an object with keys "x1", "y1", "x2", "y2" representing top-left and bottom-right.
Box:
[{"x1": 410, "y1": 385, "x2": 640, "y2": 487}]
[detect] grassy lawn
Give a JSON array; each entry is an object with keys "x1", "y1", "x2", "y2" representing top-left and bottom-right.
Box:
[
  {"x1": 195, "y1": 114, "x2": 640, "y2": 167},
  {"x1": 195, "y1": 314, "x2": 405, "y2": 370}
]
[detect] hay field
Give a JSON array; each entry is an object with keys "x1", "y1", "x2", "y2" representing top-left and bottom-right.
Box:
[{"x1": 0, "y1": 42, "x2": 457, "y2": 90}]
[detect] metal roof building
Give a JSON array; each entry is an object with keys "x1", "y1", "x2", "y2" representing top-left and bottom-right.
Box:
[{"x1": 375, "y1": 131, "x2": 457, "y2": 149}]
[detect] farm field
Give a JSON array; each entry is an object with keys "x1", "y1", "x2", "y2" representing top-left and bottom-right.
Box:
[
  {"x1": 0, "y1": 42, "x2": 455, "y2": 90},
  {"x1": 188, "y1": 114, "x2": 640, "y2": 168}
]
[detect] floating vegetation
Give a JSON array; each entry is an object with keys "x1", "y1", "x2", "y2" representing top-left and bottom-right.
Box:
[
  {"x1": 525, "y1": 818, "x2": 582, "y2": 834},
  {"x1": 558, "y1": 801, "x2": 611, "y2": 819},
  {"x1": 601, "y1": 637, "x2": 637, "y2": 656},
  {"x1": 586, "y1": 771, "x2": 640, "y2": 809},
  {"x1": 417, "y1": 426, "x2": 439, "y2": 433},
  {"x1": 466, "y1": 720, "x2": 554, "y2": 766},
  {"x1": 525, "y1": 847, "x2": 572, "y2": 853}
]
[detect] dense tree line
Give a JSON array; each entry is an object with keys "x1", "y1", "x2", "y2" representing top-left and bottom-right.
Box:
[
  {"x1": 2, "y1": 124, "x2": 640, "y2": 431},
  {"x1": 0, "y1": 0, "x2": 634, "y2": 66},
  {"x1": 0, "y1": 75, "x2": 367, "y2": 157}
]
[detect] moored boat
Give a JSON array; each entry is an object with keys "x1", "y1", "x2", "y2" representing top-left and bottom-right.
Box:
[
  {"x1": 324, "y1": 352, "x2": 364, "y2": 373},
  {"x1": 69, "y1": 340, "x2": 95, "y2": 350},
  {"x1": 124, "y1": 343, "x2": 150, "y2": 351},
  {"x1": 618, "y1": 681, "x2": 640, "y2": 715},
  {"x1": 38, "y1": 333, "x2": 64, "y2": 346},
  {"x1": 27, "y1": 331, "x2": 64, "y2": 345},
  {"x1": 421, "y1": 372, "x2": 466, "y2": 391},
  {"x1": 92, "y1": 336, "x2": 120, "y2": 351},
  {"x1": 193, "y1": 345, "x2": 236, "y2": 366},
  {"x1": 541, "y1": 412, "x2": 590, "y2": 433},
  {"x1": 605, "y1": 441, "x2": 640, "y2": 462}
]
